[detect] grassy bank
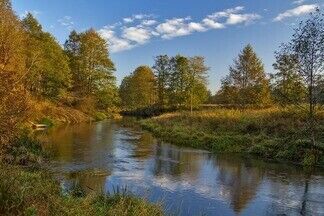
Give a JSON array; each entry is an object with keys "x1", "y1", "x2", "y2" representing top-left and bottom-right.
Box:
[
  {"x1": 0, "y1": 132, "x2": 162, "y2": 216},
  {"x1": 25, "y1": 99, "x2": 121, "y2": 128},
  {"x1": 140, "y1": 107, "x2": 324, "y2": 167}
]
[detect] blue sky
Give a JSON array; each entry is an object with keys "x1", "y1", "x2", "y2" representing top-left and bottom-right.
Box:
[{"x1": 13, "y1": 0, "x2": 323, "y2": 92}]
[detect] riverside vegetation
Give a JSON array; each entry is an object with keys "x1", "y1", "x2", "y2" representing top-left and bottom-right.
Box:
[
  {"x1": 141, "y1": 107, "x2": 324, "y2": 167},
  {"x1": 1, "y1": 0, "x2": 324, "y2": 214},
  {"x1": 0, "y1": 131, "x2": 163, "y2": 215},
  {"x1": 0, "y1": 1, "x2": 161, "y2": 215}
]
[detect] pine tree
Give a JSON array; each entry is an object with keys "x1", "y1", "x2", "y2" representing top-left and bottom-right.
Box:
[{"x1": 219, "y1": 45, "x2": 271, "y2": 106}]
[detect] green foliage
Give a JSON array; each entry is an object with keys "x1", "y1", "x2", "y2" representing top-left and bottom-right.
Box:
[
  {"x1": 153, "y1": 55, "x2": 171, "y2": 107},
  {"x1": 0, "y1": 164, "x2": 163, "y2": 216},
  {"x1": 217, "y1": 44, "x2": 271, "y2": 107},
  {"x1": 64, "y1": 29, "x2": 119, "y2": 112},
  {"x1": 22, "y1": 13, "x2": 71, "y2": 99},
  {"x1": 271, "y1": 54, "x2": 306, "y2": 104},
  {"x1": 123, "y1": 54, "x2": 209, "y2": 112},
  {"x1": 141, "y1": 108, "x2": 324, "y2": 166},
  {"x1": 39, "y1": 117, "x2": 54, "y2": 127},
  {"x1": 1, "y1": 130, "x2": 47, "y2": 166},
  {"x1": 120, "y1": 65, "x2": 157, "y2": 110},
  {"x1": 94, "y1": 112, "x2": 107, "y2": 121}
]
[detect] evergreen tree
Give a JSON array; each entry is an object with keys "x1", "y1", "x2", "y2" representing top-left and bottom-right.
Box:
[{"x1": 218, "y1": 45, "x2": 271, "y2": 106}]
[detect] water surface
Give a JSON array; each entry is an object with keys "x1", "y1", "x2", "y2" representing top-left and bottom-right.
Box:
[{"x1": 45, "y1": 120, "x2": 324, "y2": 216}]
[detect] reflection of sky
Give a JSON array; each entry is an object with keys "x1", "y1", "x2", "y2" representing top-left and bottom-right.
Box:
[{"x1": 48, "y1": 121, "x2": 324, "y2": 216}]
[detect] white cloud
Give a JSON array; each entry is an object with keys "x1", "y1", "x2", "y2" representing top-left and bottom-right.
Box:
[
  {"x1": 123, "y1": 17, "x2": 134, "y2": 23},
  {"x1": 274, "y1": 4, "x2": 319, "y2": 21},
  {"x1": 226, "y1": 13, "x2": 261, "y2": 25},
  {"x1": 188, "y1": 22, "x2": 207, "y2": 32},
  {"x1": 123, "y1": 14, "x2": 153, "y2": 23},
  {"x1": 202, "y1": 18, "x2": 225, "y2": 29},
  {"x1": 122, "y1": 27, "x2": 152, "y2": 44},
  {"x1": 207, "y1": 6, "x2": 245, "y2": 19},
  {"x1": 141, "y1": 19, "x2": 157, "y2": 26},
  {"x1": 98, "y1": 27, "x2": 134, "y2": 52},
  {"x1": 156, "y1": 17, "x2": 196, "y2": 39},
  {"x1": 58, "y1": 16, "x2": 74, "y2": 30},
  {"x1": 293, "y1": 0, "x2": 306, "y2": 5},
  {"x1": 98, "y1": 6, "x2": 262, "y2": 52}
]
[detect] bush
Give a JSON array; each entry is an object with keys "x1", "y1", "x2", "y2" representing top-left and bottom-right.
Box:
[{"x1": 94, "y1": 112, "x2": 107, "y2": 121}]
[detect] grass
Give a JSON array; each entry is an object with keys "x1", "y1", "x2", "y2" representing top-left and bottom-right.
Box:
[
  {"x1": 0, "y1": 165, "x2": 163, "y2": 216},
  {"x1": 140, "y1": 107, "x2": 324, "y2": 167},
  {"x1": 0, "y1": 132, "x2": 163, "y2": 216}
]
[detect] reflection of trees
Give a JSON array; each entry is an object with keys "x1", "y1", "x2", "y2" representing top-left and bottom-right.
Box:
[
  {"x1": 66, "y1": 170, "x2": 110, "y2": 194},
  {"x1": 215, "y1": 156, "x2": 263, "y2": 214},
  {"x1": 266, "y1": 171, "x2": 323, "y2": 216},
  {"x1": 132, "y1": 132, "x2": 155, "y2": 159},
  {"x1": 48, "y1": 121, "x2": 116, "y2": 170},
  {"x1": 151, "y1": 142, "x2": 202, "y2": 179}
]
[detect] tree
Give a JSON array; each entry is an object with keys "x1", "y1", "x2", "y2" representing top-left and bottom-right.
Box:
[
  {"x1": 218, "y1": 45, "x2": 271, "y2": 106},
  {"x1": 0, "y1": 0, "x2": 29, "y2": 145},
  {"x1": 64, "y1": 30, "x2": 81, "y2": 93},
  {"x1": 64, "y1": 29, "x2": 118, "y2": 111},
  {"x1": 22, "y1": 13, "x2": 71, "y2": 99},
  {"x1": 169, "y1": 55, "x2": 190, "y2": 107},
  {"x1": 271, "y1": 53, "x2": 306, "y2": 105},
  {"x1": 152, "y1": 55, "x2": 171, "y2": 108},
  {"x1": 278, "y1": 9, "x2": 324, "y2": 147},
  {"x1": 119, "y1": 75, "x2": 134, "y2": 109},
  {"x1": 119, "y1": 66, "x2": 156, "y2": 110},
  {"x1": 188, "y1": 56, "x2": 209, "y2": 113},
  {"x1": 78, "y1": 29, "x2": 115, "y2": 95}
]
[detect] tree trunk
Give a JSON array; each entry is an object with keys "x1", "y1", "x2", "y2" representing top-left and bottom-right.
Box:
[
  {"x1": 309, "y1": 72, "x2": 316, "y2": 148},
  {"x1": 190, "y1": 92, "x2": 193, "y2": 115}
]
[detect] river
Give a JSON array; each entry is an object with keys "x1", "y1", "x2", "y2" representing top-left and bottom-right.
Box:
[{"x1": 44, "y1": 120, "x2": 324, "y2": 216}]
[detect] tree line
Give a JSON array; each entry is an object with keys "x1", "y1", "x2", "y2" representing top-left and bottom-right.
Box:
[
  {"x1": 120, "y1": 9, "x2": 323, "y2": 116},
  {"x1": 120, "y1": 55, "x2": 209, "y2": 112}
]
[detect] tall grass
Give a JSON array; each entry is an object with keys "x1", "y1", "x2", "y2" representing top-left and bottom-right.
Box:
[
  {"x1": 141, "y1": 107, "x2": 324, "y2": 166},
  {"x1": 0, "y1": 131, "x2": 163, "y2": 215},
  {"x1": 0, "y1": 165, "x2": 163, "y2": 215}
]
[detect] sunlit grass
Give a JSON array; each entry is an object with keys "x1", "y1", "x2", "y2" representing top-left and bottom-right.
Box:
[{"x1": 141, "y1": 106, "x2": 324, "y2": 166}]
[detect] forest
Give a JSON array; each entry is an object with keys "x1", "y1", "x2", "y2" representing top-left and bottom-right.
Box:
[{"x1": 0, "y1": 0, "x2": 324, "y2": 215}]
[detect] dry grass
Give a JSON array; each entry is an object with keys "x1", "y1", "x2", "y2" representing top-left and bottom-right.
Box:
[
  {"x1": 27, "y1": 99, "x2": 91, "y2": 125},
  {"x1": 141, "y1": 107, "x2": 324, "y2": 166}
]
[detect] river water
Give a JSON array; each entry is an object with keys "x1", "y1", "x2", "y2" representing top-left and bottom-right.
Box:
[{"x1": 44, "y1": 120, "x2": 324, "y2": 216}]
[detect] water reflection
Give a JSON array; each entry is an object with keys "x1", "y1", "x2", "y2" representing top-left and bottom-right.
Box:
[{"x1": 46, "y1": 120, "x2": 324, "y2": 216}]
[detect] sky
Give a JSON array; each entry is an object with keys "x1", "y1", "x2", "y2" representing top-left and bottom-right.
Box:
[{"x1": 12, "y1": 0, "x2": 324, "y2": 92}]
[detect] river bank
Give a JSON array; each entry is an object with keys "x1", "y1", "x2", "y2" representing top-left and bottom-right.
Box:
[
  {"x1": 0, "y1": 131, "x2": 162, "y2": 215},
  {"x1": 140, "y1": 108, "x2": 324, "y2": 167}
]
